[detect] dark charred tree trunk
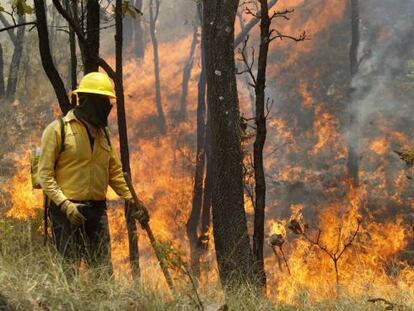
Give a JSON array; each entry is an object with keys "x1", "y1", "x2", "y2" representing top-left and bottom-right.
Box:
[
  {"x1": 115, "y1": 0, "x2": 141, "y2": 280},
  {"x1": 252, "y1": 0, "x2": 271, "y2": 291},
  {"x1": 186, "y1": 3, "x2": 206, "y2": 279},
  {"x1": 66, "y1": 0, "x2": 78, "y2": 106},
  {"x1": 5, "y1": 15, "x2": 25, "y2": 98},
  {"x1": 34, "y1": 0, "x2": 72, "y2": 114},
  {"x1": 134, "y1": 0, "x2": 145, "y2": 59},
  {"x1": 149, "y1": 0, "x2": 166, "y2": 134},
  {"x1": 85, "y1": 0, "x2": 100, "y2": 73},
  {"x1": 0, "y1": 43, "x2": 4, "y2": 97},
  {"x1": 200, "y1": 112, "x2": 212, "y2": 244},
  {"x1": 203, "y1": 0, "x2": 254, "y2": 289},
  {"x1": 347, "y1": 0, "x2": 360, "y2": 187},
  {"x1": 179, "y1": 21, "x2": 199, "y2": 120}
]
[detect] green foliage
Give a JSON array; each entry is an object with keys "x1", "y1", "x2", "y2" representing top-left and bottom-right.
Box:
[
  {"x1": 12, "y1": 0, "x2": 34, "y2": 16},
  {"x1": 121, "y1": 1, "x2": 143, "y2": 18},
  {"x1": 155, "y1": 240, "x2": 186, "y2": 271}
]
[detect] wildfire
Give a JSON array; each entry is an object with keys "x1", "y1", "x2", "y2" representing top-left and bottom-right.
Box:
[{"x1": 1, "y1": 0, "x2": 414, "y2": 307}]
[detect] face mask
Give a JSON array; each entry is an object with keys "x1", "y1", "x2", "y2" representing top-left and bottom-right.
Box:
[{"x1": 74, "y1": 94, "x2": 113, "y2": 128}]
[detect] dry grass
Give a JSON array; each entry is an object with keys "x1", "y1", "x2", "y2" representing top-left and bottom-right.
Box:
[{"x1": 0, "y1": 216, "x2": 412, "y2": 311}]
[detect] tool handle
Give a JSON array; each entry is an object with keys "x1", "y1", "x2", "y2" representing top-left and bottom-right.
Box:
[{"x1": 123, "y1": 172, "x2": 175, "y2": 291}]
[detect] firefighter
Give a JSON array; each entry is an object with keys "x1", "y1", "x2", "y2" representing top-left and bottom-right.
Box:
[{"x1": 38, "y1": 72, "x2": 148, "y2": 276}]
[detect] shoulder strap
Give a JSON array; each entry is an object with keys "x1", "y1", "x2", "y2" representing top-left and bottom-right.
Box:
[
  {"x1": 103, "y1": 127, "x2": 112, "y2": 148},
  {"x1": 59, "y1": 117, "x2": 65, "y2": 154}
]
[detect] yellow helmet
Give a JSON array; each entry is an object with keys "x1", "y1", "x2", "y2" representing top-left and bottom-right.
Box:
[{"x1": 72, "y1": 72, "x2": 116, "y2": 98}]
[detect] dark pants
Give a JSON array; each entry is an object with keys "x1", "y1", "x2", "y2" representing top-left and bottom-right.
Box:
[{"x1": 49, "y1": 200, "x2": 113, "y2": 277}]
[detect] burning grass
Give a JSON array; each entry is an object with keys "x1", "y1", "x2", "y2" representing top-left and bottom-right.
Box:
[{"x1": 0, "y1": 216, "x2": 412, "y2": 310}]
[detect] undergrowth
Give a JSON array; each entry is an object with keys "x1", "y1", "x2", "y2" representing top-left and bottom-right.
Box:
[{"x1": 0, "y1": 216, "x2": 412, "y2": 310}]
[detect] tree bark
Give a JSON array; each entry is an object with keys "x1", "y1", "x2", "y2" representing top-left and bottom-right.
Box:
[
  {"x1": 179, "y1": 21, "x2": 199, "y2": 120},
  {"x1": 252, "y1": 0, "x2": 271, "y2": 291},
  {"x1": 85, "y1": 0, "x2": 100, "y2": 73},
  {"x1": 0, "y1": 43, "x2": 4, "y2": 97},
  {"x1": 149, "y1": 0, "x2": 166, "y2": 134},
  {"x1": 203, "y1": 0, "x2": 254, "y2": 289},
  {"x1": 6, "y1": 15, "x2": 25, "y2": 98},
  {"x1": 66, "y1": 0, "x2": 78, "y2": 106},
  {"x1": 115, "y1": 0, "x2": 140, "y2": 280},
  {"x1": 186, "y1": 3, "x2": 206, "y2": 279},
  {"x1": 34, "y1": 0, "x2": 72, "y2": 114},
  {"x1": 347, "y1": 0, "x2": 360, "y2": 187},
  {"x1": 200, "y1": 111, "x2": 212, "y2": 245},
  {"x1": 134, "y1": 0, "x2": 145, "y2": 59}
]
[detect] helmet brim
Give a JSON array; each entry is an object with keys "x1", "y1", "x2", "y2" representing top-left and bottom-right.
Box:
[{"x1": 72, "y1": 88, "x2": 117, "y2": 99}]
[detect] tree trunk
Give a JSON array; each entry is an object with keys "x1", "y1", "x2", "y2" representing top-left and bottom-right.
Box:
[
  {"x1": 115, "y1": 0, "x2": 141, "y2": 280},
  {"x1": 200, "y1": 112, "x2": 212, "y2": 245},
  {"x1": 252, "y1": 0, "x2": 271, "y2": 291},
  {"x1": 85, "y1": 0, "x2": 100, "y2": 73},
  {"x1": 34, "y1": 0, "x2": 72, "y2": 114},
  {"x1": 134, "y1": 0, "x2": 145, "y2": 59},
  {"x1": 179, "y1": 21, "x2": 199, "y2": 120},
  {"x1": 203, "y1": 0, "x2": 254, "y2": 289},
  {"x1": 149, "y1": 0, "x2": 166, "y2": 134},
  {"x1": 0, "y1": 43, "x2": 4, "y2": 97},
  {"x1": 66, "y1": 0, "x2": 77, "y2": 106},
  {"x1": 347, "y1": 0, "x2": 360, "y2": 187},
  {"x1": 186, "y1": 3, "x2": 206, "y2": 279},
  {"x1": 6, "y1": 15, "x2": 25, "y2": 98}
]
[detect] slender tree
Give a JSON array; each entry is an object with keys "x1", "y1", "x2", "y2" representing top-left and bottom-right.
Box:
[
  {"x1": 34, "y1": 0, "x2": 72, "y2": 114},
  {"x1": 179, "y1": 17, "x2": 199, "y2": 120},
  {"x1": 347, "y1": 0, "x2": 360, "y2": 186},
  {"x1": 134, "y1": 0, "x2": 145, "y2": 59},
  {"x1": 203, "y1": 0, "x2": 254, "y2": 289},
  {"x1": 149, "y1": 0, "x2": 166, "y2": 134},
  {"x1": 186, "y1": 2, "x2": 206, "y2": 279},
  {"x1": 115, "y1": 0, "x2": 141, "y2": 279},
  {"x1": 84, "y1": 0, "x2": 100, "y2": 72},
  {"x1": 238, "y1": 1, "x2": 306, "y2": 291}
]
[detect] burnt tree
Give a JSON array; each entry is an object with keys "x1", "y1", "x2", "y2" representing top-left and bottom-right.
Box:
[
  {"x1": 115, "y1": 0, "x2": 141, "y2": 280},
  {"x1": 186, "y1": 2, "x2": 207, "y2": 279},
  {"x1": 347, "y1": 0, "x2": 360, "y2": 187},
  {"x1": 179, "y1": 17, "x2": 199, "y2": 120},
  {"x1": 238, "y1": 2, "x2": 306, "y2": 290},
  {"x1": 84, "y1": 0, "x2": 100, "y2": 72},
  {"x1": 203, "y1": 0, "x2": 254, "y2": 289},
  {"x1": 34, "y1": 0, "x2": 72, "y2": 114},
  {"x1": 149, "y1": 0, "x2": 166, "y2": 134}
]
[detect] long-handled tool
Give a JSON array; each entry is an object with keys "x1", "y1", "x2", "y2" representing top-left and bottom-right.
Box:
[{"x1": 123, "y1": 172, "x2": 175, "y2": 292}]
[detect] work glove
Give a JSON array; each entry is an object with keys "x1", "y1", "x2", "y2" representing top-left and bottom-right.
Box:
[
  {"x1": 60, "y1": 200, "x2": 87, "y2": 226},
  {"x1": 126, "y1": 198, "x2": 150, "y2": 224}
]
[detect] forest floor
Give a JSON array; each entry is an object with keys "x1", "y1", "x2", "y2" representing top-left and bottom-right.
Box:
[{"x1": 0, "y1": 217, "x2": 411, "y2": 311}]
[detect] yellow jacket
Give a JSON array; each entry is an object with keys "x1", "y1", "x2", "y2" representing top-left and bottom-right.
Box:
[{"x1": 38, "y1": 110, "x2": 132, "y2": 205}]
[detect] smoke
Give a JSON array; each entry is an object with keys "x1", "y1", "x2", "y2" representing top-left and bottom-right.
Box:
[{"x1": 353, "y1": 0, "x2": 414, "y2": 126}]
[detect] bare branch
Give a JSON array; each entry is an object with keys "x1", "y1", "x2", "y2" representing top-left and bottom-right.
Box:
[
  {"x1": 0, "y1": 21, "x2": 36, "y2": 34},
  {"x1": 270, "y1": 30, "x2": 308, "y2": 42}
]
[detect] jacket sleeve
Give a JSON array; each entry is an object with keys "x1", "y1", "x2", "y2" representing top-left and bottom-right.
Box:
[
  {"x1": 108, "y1": 147, "x2": 133, "y2": 200},
  {"x1": 38, "y1": 121, "x2": 68, "y2": 206}
]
